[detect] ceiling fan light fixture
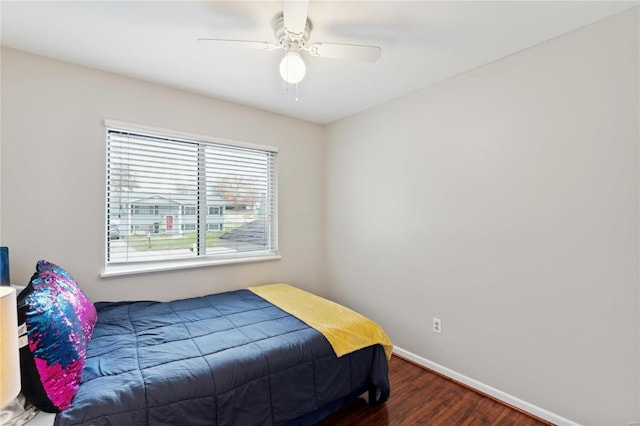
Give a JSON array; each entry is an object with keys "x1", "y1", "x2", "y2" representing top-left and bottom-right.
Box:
[{"x1": 279, "y1": 51, "x2": 306, "y2": 84}]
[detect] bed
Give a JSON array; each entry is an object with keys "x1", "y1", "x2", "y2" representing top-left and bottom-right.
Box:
[{"x1": 15, "y1": 262, "x2": 392, "y2": 426}]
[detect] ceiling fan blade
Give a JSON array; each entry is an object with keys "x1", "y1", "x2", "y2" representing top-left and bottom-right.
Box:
[
  {"x1": 307, "y1": 43, "x2": 382, "y2": 63},
  {"x1": 197, "y1": 38, "x2": 279, "y2": 51},
  {"x1": 283, "y1": 0, "x2": 310, "y2": 36}
]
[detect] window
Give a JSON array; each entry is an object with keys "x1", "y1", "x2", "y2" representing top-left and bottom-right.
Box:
[
  {"x1": 131, "y1": 205, "x2": 159, "y2": 215},
  {"x1": 183, "y1": 206, "x2": 197, "y2": 215},
  {"x1": 105, "y1": 120, "x2": 278, "y2": 272}
]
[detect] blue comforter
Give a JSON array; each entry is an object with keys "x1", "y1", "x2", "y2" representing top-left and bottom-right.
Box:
[{"x1": 54, "y1": 289, "x2": 389, "y2": 425}]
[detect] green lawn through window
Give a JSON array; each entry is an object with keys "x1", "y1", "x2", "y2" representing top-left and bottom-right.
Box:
[{"x1": 126, "y1": 232, "x2": 224, "y2": 251}]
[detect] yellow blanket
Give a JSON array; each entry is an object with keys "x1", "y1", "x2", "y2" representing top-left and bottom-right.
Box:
[{"x1": 249, "y1": 283, "x2": 393, "y2": 360}]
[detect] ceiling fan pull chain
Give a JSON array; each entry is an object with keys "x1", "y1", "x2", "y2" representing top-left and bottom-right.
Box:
[{"x1": 295, "y1": 83, "x2": 299, "y2": 103}]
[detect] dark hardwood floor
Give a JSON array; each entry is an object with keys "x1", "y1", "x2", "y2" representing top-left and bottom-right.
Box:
[{"x1": 316, "y1": 355, "x2": 553, "y2": 425}]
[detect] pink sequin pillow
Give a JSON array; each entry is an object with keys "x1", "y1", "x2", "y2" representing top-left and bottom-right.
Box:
[{"x1": 17, "y1": 260, "x2": 97, "y2": 412}]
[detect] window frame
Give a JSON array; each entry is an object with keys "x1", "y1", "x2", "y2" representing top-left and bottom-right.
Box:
[{"x1": 102, "y1": 120, "x2": 280, "y2": 277}]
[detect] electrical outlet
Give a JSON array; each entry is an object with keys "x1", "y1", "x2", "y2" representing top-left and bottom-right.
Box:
[{"x1": 432, "y1": 318, "x2": 442, "y2": 334}]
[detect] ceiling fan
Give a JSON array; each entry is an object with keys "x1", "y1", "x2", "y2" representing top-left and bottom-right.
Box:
[{"x1": 198, "y1": 0, "x2": 381, "y2": 85}]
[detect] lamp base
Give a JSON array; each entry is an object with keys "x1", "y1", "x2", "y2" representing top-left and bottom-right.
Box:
[{"x1": 0, "y1": 393, "x2": 39, "y2": 426}]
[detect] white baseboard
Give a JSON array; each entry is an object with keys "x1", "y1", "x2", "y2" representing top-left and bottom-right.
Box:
[{"x1": 392, "y1": 346, "x2": 581, "y2": 426}]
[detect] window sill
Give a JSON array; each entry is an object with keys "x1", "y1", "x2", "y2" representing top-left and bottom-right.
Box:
[{"x1": 101, "y1": 254, "x2": 281, "y2": 278}]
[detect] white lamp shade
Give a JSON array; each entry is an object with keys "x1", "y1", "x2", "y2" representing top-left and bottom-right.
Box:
[
  {"x1": 279, "y1": 52, "x2": 306, "y2": 84},
  {"x1": 0, "y1": 286, "x2": 20, "y2": 408}
]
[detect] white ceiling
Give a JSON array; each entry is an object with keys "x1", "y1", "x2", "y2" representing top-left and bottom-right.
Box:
[{"x1": 1, "y1": 1, "x2": 637, "y2": 124}]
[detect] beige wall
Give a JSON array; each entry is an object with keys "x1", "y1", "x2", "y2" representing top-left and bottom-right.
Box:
[
  {"x1": 0, "y1": 47, "x2": 326, "y2": 302},
  {"x1": 325, "y1": 8, "x2": 638, "y2": 425}
]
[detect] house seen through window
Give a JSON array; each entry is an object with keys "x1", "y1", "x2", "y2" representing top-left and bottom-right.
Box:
[{"x1": 105, "y1": 121, "x2": 278, "y2": 268}]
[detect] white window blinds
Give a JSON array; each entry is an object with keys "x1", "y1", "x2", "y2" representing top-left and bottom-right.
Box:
[{"x1": 106, "y1": 122, "x2": 278, "y2": 267}]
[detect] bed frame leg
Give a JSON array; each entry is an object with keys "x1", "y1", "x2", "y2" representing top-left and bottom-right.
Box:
[{"x1": 368, "y1": 386, "x2": 384, "y2": 406}]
